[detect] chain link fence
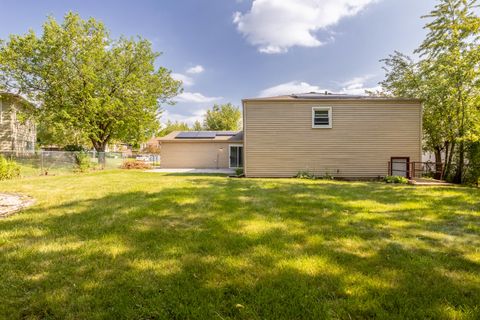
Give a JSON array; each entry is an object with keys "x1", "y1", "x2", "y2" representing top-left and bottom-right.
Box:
[{"x1": 0, "y1": 151, "x2": 160, "y2": 177}]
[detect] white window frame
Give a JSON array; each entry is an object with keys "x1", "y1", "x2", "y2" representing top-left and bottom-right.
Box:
[
  {"x1": 229, "y1": 144, "x2": 243, "y2": 169},
  {"x1": 312, "y1": 107, "x2": 332, "y2": 129}
]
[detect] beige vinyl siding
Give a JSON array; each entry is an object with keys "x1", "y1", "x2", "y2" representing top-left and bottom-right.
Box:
[
  {"x1": 244, "y1": 101, "x2": 422, "y2": 178},
  {"x1": 0, "y1": 99, "x2": 11, "y2": 151},
  {"x1": 0, "y1": 99, "x2": 36, "y2": 153},
  {"x1": 160, "y1": 142, "x2": 232, "y2": 169}
]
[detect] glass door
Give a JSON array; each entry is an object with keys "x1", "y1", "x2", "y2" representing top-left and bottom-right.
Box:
[{"x1": 229, "y1": 145, "x2": 243, "y2": 168}]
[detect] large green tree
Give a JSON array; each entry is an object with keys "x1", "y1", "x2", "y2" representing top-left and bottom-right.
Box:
[
  {"x1": 192, "y1": 120, "x2": 203, "y2": 131},
  {"x1": 379, "y1": 0, "x2": 480, "y2": 182},
  {"x1": 0, "y1": 12, "x2": 181, "y2": 151},
  {"x1": 416, "y1": 0, "x2": 480, "y2": 182},
  {"x1": 203, "y1": 103, "x2": 241, "y2": 131},
  {"x1": 379, "y1": 52, "x2": 458, "y2": 178},
  {"x1": 36, "y1": 121, "x2": 88, "y2": 148},
  {"x1": 157, "y1": 120, "x2": 191, "y2": 137}
]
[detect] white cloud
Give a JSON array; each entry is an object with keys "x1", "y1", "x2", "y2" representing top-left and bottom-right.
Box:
[
  {"x1": 171, "y1": 73, "x2": 194, "y2": 86},
  {"x1": 176, "y1": 92, "x2": 222, "y2": 103},
  {"x1": 186, "y1": 65, "x2": 205, "y2": 74},
  {"x1": 233, "y1": 0, "x2": 379, "y2": 53},
  {"x1": 259, "y1": 75, "x2": 380, "y2": 97},
  {"x1": 259, "y1": 81, "x2": 327, "y2": 97},
  {"x1": 340, "y1": 74, "x2": 372, "y2": 88},
  {"x1": 161, "y1": 109, "x2": 206, "y2": 125},
  {"x1": 338, "y1": 75, "x2": 380, "y2": 94}
]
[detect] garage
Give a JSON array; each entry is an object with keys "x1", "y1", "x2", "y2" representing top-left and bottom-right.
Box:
[{"x1": 158, "y1": 131, "x2": 243, "y2": 169}]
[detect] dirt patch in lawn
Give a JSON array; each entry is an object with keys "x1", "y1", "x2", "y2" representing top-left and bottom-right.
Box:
[{"x1": 0, "y1": 193, "x2": 35, "y2": 218}]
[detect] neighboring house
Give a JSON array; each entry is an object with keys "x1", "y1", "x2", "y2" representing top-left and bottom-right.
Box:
[
  {"x1": 106, "y1": 143, "x2": 133, "y2": 154},
  {"x1": 0, "y1": 92, "x2": 36, "y2": 153},
  {"x1": 159, "y1": 92, "x2": 422, "y2": 178},
  {"x1": 159, "y1": 131, "x2": 243, "y2": 169},
  {"x1": 140, "y1": 136, "x2": 161, "y2": 153}
]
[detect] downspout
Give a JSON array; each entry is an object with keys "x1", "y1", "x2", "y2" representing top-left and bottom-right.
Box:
[{"x1": 242, "y1": 99, "x2": 247, "y2": 177}]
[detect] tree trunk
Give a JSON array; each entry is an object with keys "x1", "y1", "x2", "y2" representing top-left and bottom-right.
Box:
[
  {"x1": 445, "y1": 141, "x2": 455, "y2": 180},
  {"x1": 453, "y1": 141, "x2": 465, "y2": 183},
  {"x1": 444, "y1": 142, "x2": 450, "y2": 175},
  {"x1": 434, "y1": 147, "x2": 443, "y2": 179},
  {"x1": 91, "y1": 139, "x2": 108, "y2": 167},
  {"x1": 453, "y1": 84, "x2": 467, "y2": 184},
  {"x1": 92, "y1": 140, "x2": 107, "y2": 152}
]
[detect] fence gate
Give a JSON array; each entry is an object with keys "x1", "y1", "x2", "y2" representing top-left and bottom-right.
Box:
[{"x1": 390, "y1": 157, "x2": 410, "y2": 178}]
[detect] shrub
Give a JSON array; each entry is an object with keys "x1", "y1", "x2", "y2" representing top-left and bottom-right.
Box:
[
  {"x1": 319, "y1": 172, "x2": 334, "y2": 180},
  {"x1": 63, "y1": 144, "x2": 86, "y2": 152},
  {"x1": 465, "y1": 142, "x2": 480, "y2": 186},
  {"x1": 384, "y1": 175, "x2": 409, "y2": 184},
  {"x1": 0, "y1": 155, "x2": 21, "y2": 180},
  {"x1": 74, "y1": 152, "x2": 92, "y2": 173},
  {"x1": 295, "y1": 170, "x2": 316, "y2": 179},
  {"x1": 235, "y1": 168, "x2": 244, "y2": 176},
  {"x1": 121, "y1": 160, "x2": 152, "y2": 170},
  {"x1": 422, "y1": 171, "x2": 436, "y2": 179}
]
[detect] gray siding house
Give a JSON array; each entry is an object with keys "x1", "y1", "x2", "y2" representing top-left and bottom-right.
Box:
[{"x1": 0, "y1": 92, "x2": 36, "y2": 153}]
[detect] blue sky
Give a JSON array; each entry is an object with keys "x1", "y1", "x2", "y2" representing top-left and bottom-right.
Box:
[{"x1": 0, "y1": 0, "x2": 437, "y2": 124}]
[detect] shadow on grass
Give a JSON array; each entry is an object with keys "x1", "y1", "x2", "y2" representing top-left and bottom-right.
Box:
[{"x1": 1, "y1": 178, "x2": 479, "y2": 319}]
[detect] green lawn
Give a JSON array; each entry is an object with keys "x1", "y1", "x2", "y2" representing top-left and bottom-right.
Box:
[{"x1": 1, "y1": 171, "x2": 479, "y2": 319}]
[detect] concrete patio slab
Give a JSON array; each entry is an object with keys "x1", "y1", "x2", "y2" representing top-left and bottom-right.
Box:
[
  {"x1": 408, "y1": 178, "x2": 455, "y2": 186},
  {"x1": 0, "y1": 193, "x2": 35, "y2": 218},
  {"x1": 146, "y1": 168, "x2": 235, "y2": 174}
]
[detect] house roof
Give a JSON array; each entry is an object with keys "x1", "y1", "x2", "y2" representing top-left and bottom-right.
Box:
[
  {"x1": 0, "y1": 91, "x2": 25, "y2": 99},
  {"x1": 158, "y1": 131, "x2": 244, "y2": 143},
  {"x1": 242, "y1": 92, "x2": 422, "y2": 103},
  {"x1": 0, "y1": 91, "x2": 35, "y2": 108}
]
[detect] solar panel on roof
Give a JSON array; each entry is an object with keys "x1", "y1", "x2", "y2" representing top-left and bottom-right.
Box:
[
  {"x1": 175, "y1": 131, "x2": 216, "y2": 139},
  {"x1": 196, "y1": 132, "x2": 216, "y2": 138},
  {"x1": 215, "y1": 131, "x2": 236, "y2": 136},
  {"x1": 292, "y1": 93, "x2": 365, "y2": 99},
  {"x1": 176, "y1": 132, "x2": 197, "y2": 138}
]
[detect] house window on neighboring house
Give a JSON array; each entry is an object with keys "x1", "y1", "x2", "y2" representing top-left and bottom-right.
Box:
[{"x1": 312, "y1": 107, "x2": 332, "y2": 129}]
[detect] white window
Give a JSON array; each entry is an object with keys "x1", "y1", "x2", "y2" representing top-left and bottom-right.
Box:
[{"x1": 312, "y1": 107, "x2": 332, "y2": 129}]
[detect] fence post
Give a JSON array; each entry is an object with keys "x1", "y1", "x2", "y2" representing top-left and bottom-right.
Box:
[{"x1": 40, "y1": 151, "x2": 44, "y2": 175}]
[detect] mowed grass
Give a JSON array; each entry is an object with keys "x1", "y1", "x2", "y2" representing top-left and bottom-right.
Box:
[{"x1": 0, "y1": 171, "x2": 479, "y2": 319}]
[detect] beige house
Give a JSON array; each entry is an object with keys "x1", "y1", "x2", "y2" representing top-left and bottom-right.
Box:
[
  {"x1": 159, "y1": 131, "x2": 243, "y2": 169},
  {"x1": 243, "y1": 93, "x2": 422, "y2": 178},
  {"x1": 159, "y1": 93, "x2": 422, "y2": 178},
  {"x1": 0, "y1": 92, "x2": 36, "y2": 153}
]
